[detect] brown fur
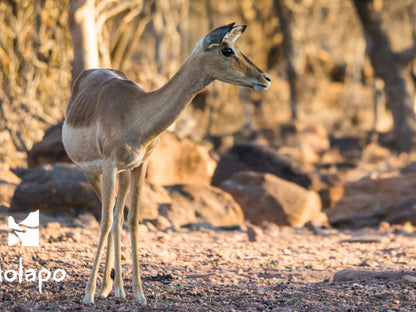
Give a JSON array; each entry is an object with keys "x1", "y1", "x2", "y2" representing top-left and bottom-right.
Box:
[{"x1": 66, "y1": 69, "x2": 131, "y2": 127}]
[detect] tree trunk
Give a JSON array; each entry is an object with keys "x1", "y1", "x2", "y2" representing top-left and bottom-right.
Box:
[
  {"x1": 274, "y1": 0, "x2": 298, "y2": 121},
  {"x1": 68, "y1": 0, "x2": 99, "y2": 86},
  {"x1": 353, "y1": 0, "x2": 416, "y2": 152}
]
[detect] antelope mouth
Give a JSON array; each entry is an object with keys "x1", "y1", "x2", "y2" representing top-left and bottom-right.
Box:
[{"x1": 253, "y1": 83, "x2": 270, "y2": 91}]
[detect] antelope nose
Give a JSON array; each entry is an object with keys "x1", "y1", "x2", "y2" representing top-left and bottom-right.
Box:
[{"x1": 263, "y1": 74, "x2": 271, "y2": 82}]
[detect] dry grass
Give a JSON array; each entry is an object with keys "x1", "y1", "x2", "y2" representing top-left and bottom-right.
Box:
[{"x1": 0, "y1": 0, "x2": 71, "y2": 166}]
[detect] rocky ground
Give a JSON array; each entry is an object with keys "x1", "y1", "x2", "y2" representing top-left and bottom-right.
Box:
[
  {"x1": 1, "y1": 123, "x2": 416, "y2": 312},
  {"x1": 0, "y1": 212, "x2": 415, "y2": 312}
]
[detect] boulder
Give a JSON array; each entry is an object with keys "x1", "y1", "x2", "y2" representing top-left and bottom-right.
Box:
[
  {"x1": 139, "y1": 182, "x2": 171, "y2": 221},
  {"x1": 11, "y1": 163, "x2": 101, "y2": 218},
  {"x1": 27, "y1": 122, "x2": 71, "y2": 168},
  {"x1": 211, "y1": 143, "x2": 313, "y2": 189},
  {"x1": 162, "y1": 184, "x2": 244, "y2": 228},
  {"x1": 278, "y1": 122, "x2": 330, "y2": 164},
  {"x1": 0, "y1": 168, "x2": 21, "y2": 207},
  {"x1": 401, "y1": 162, "x2": 416, "y2": 174},
  {"x1": 147, "y1": 131, "x2": 216, "y2": 186},
  {"x1": 327, "y1": 173, "x2": 416, "y2": 227},
  {"x1": 384, "y1": 198, "x2": 416, "y2": 225},
  {"x1": 221, "y1": 171, "x2": 324, "y2": 227}
]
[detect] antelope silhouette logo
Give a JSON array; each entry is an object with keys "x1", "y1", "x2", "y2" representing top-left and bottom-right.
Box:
[{"x1": 8, "y1": 210, "x2": 39, "y2": 247}]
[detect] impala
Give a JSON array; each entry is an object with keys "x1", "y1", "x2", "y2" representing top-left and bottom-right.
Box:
[{"x1": 62, "y1": 22, "x2": 271, "y2": 304}]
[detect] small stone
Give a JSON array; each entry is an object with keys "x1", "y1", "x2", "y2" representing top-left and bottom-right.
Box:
[
  {"x1": 138, "y1": 223, "x2": 149, "y2": 234},
  {"x1": 47, "y1": 222, "x2": 61, "y2": 230},
  {"x1": 74, "y1": 213, "x2": 99, "y2": 228},
  {"x1": 246, "y1": 224, "x2": 259, "y2": 242},
  {"x1": 157, "y1": 234, "x2": 167, "y2": 242},
  {"x1": 378, "y1": 221, "x2": 390, "y2": 231},
  {"x1": 153, "y1": 215, "x2": 172, "y2": 231},
  {"x1": 401, "y1": 275, "x2": 416, "y2": 284},
  {"x1": 262, "y1": 222, "x2": 280, "y2": 236},
  {"x1": 351, "y1": 283, "x2": 362, "y2": 290},
  {"x1": 358, "y1": 260, "x2": 371, "y2": 267},
  {"x1": 144, "y1": 221, "x2": 157, "y2": 232},
  {"x1": 401, "y1": 222, "x2": 414, "y2": 233},
  {"x1": 65, "y1": 231, "x2": 80, "y2": 242},
  {"x1": 333, "y1": 268, "x2": 405, "y2": 282},
  {"x1": 187, "y1": 222, "x2": 215, "y2": 231},
  {"x1": 340, "y1": 235, "x2": 389, "y2": 244}
]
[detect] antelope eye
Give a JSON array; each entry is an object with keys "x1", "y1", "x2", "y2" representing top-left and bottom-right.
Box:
[{"x1": 221, "y1": 47, "x2": 234, "y2": 57}]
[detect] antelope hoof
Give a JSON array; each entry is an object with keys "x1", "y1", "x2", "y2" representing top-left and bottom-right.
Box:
[
  {"x1": 134, "y1": 292, "x2": 147, "y2": 304},
  {"x1": 83, "y1": 293, "x2": 95, "y2": 304},
  {"x1": 114, "y1": 289, "x2": 126, "y2": 300},
  {"x1": 98, "y1": 288, "x2": 112, "y2": 299}
]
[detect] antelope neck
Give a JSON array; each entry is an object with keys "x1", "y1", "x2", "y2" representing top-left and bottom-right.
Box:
[{"x1": 143, "y1": 50, "x2": 213, "y2": 138}]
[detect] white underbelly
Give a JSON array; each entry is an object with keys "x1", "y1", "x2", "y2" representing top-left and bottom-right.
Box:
[
  {"x1": 63, "y1": 122, "x2": 147, "y2": 174},
  {"x1": 74, "y1": 159, "x2": 103, "y2": 173},
  {"x1": 62, "y1": 122, "x2": 102, "y2": 170},
  {"x1": 72, "y1": 151, "x2": 145, "y2": 174}
]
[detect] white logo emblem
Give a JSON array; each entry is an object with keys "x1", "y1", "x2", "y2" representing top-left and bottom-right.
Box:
[{"x1": 8, "y1": 210, "x2": 39, "y2": 247}]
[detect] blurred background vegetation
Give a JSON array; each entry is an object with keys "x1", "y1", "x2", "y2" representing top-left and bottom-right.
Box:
[{"x1": 1, "y1": 0, "x2": 416, "y2": 169}]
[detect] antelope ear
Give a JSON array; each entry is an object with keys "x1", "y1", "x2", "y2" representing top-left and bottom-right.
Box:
[
  {"x1": 202, "y1": 22, "x2": 235, "y2": 50},
  {"x1": 224, "y1": 25, "x2": 247, "y2": 43}
]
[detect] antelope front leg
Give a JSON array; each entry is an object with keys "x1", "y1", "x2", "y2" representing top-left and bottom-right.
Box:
[
  {"x1": 99, "y1": 170, "x2": 130, "y2": 299},
  {"x1": 128, "y1": 162, "x2": 148, "y2": 304},
  {"x1": 83, "y1": 172, "x2": 115, "y2": 299},
  {"x1": 112, "y1": 170, "x2": 131, "y2": 299},
  {"x1": 84, "y1": 161, "x2": 116, "y2": 304}
]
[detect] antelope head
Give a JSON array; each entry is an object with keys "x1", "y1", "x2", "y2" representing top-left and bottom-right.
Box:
[{"x1": 199, "y1": 23, "x2": 271, "y2": 91}]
